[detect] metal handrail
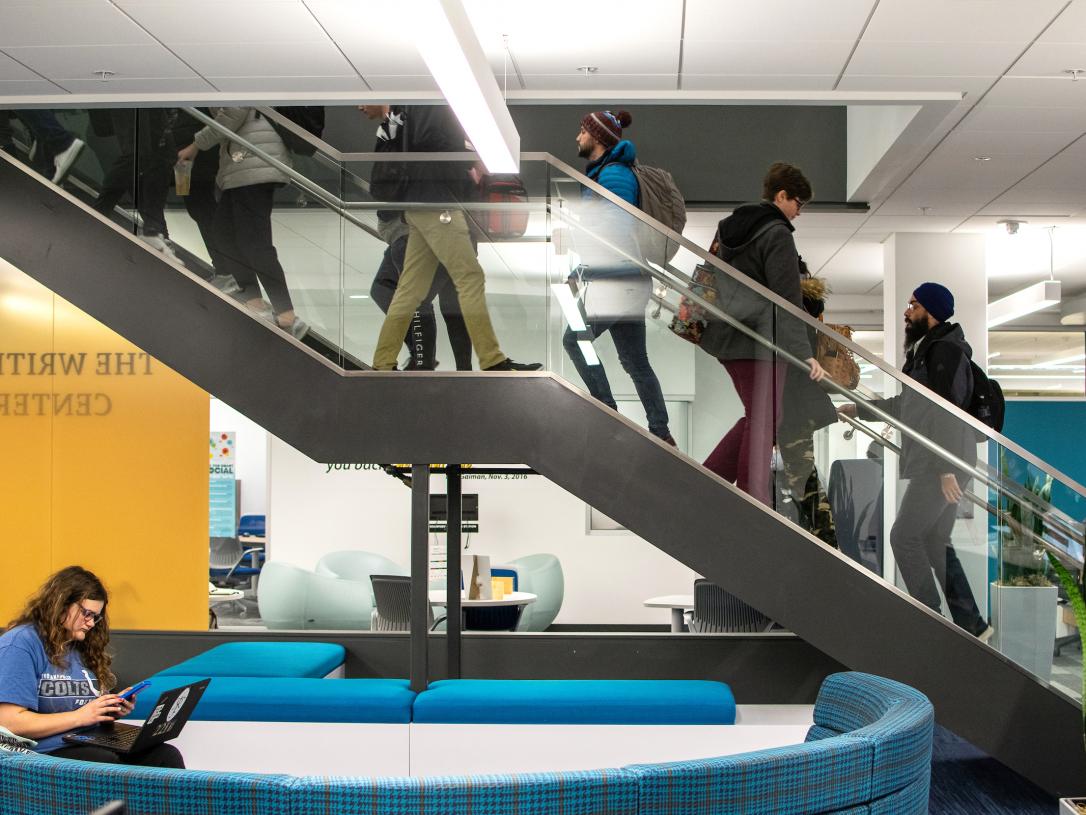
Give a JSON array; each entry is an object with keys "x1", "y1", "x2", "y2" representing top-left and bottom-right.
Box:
[
  {"x1": 181, "y1": 107, "x2": 382, "y2": 243},
  {"x1": 187, "y1": 107, "x2": 1086, "y2": 516}
]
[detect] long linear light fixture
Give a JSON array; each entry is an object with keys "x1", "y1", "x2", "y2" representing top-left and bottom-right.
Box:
[
  {"x1": 987, "y1": 280, "x2": 1061, "y2": 328},
  {"x1": 413, "y1": 0, "x2": 520, "y2": 173}
]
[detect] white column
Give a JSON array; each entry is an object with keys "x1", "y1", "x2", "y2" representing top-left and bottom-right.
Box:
[{"x1": 881, "y1": 233, "x2": 989, "y2": 618}]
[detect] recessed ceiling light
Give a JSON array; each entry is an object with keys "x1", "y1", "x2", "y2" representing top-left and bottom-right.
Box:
[
  {"x1": 348, "y1": 294, "x2": 369, "y2": 299},
  {"x1": 973, "y1": 155, "x2": 992, "y2": 161}
]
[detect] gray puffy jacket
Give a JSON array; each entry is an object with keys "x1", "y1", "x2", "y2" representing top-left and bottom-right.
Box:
[{"x1": 193, "y1": 107, "x2": 290, "y2": 191}]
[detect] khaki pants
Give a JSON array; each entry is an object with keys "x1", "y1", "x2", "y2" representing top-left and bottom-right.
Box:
[{"x1": 372, "y1": 210, "x2": 505, "y2": 370}]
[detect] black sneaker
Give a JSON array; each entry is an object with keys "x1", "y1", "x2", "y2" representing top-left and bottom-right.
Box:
[{"x1": 484, "y1": 358, "x2": 543, "y2": 371}]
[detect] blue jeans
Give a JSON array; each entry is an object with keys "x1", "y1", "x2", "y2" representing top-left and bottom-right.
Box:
[{"x1": 563, "y1": 316, "x2": 670, "y2": 439}]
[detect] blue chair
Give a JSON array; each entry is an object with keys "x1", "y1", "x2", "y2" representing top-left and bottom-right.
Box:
[
  {"x1": 238, "y1": 514, "x2": 266, "y2": 539},
  {"x1": 464, "y1": 564, "x2": 521, "y2": 631}
]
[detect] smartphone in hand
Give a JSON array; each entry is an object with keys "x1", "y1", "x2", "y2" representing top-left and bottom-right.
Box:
[{"x1": 117, "y1": 680, "x2": 150, "y2": 701}]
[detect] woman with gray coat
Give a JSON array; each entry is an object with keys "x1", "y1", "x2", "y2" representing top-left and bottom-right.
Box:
[{"x1": 177, "y1": 107, "x2": 307, "y2": 338}]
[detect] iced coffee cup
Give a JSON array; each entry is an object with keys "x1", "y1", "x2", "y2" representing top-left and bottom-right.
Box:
[{"x1": 174, "y1": 159, "x2": 193, "y2": 196}]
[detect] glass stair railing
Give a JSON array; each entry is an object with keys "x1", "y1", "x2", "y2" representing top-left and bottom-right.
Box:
[{"x1": 3, "y1": 104, "x2": 1084, "y2": 701}]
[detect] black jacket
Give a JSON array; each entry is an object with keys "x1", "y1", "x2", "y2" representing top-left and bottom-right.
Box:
[
  {"x1": 401, "y1": 105, "x2": 471, "y2": 204},
  {"x1": 699, "y1": 202, "x2": 812, "y2": 362},
  {"x1": 864, "y1": 322, "x2": 977, "y2": 479}
]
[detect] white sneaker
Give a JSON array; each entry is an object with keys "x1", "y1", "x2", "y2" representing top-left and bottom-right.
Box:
[
  {"x1": 210, "y1": 274, "x2": 241, "y2": 296},
  {"x1": 245, "y1": 300, "x2": 275, "y2": 321},
  {"x1": 978, "y1": 625, "x2": 995, "y2": 644},
  {"x1": 287, "y1": 318, "x2": 309, "y2": 340},
  {"x1": 52, "y1": 137, "x2": 85, "y2": 183},
  {"x1": 140, "y1": 234, "x2": 178, "y2": 261}
]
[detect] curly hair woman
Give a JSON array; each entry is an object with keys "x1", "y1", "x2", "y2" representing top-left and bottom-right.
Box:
[{"x1": 0, "y1": 566, "x2": 183, "y2": 767}]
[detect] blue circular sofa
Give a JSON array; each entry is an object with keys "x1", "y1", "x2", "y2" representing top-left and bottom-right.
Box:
[{"x1": 0, "y1": 670, "x2": 933, "y2": 815}]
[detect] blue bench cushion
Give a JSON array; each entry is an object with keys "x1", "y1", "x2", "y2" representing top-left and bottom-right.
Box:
[
  {"x1": 412, "y1": 679, "x2": 736, "y2": 725},
  {"x1": 155, "y1": 641, "x2": 345, "y2": 679},
  {"x1": 130, "y1": 676, "x2": 415, "y2": 723}
]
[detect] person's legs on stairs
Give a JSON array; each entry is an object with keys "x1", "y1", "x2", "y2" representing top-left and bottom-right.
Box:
[{"x1": 610, "y1": 317, "x2": 671, "y2": 441}]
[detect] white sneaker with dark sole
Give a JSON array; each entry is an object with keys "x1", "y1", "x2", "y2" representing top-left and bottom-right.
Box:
[{"x1": 52, "y1": 138, "x2": 85, "y2": 184}]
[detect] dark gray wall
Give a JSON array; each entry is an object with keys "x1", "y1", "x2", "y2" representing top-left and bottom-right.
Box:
[
  {"x1": 323, "y1": 104, "x2": 848, "y2": 204},
  {"x1": 110, "y1": 630, "x2": 845, "y2": 705}
]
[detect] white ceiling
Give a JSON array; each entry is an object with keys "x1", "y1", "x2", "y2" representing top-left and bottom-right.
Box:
[{"x1": 3, "y1": 0, "x2": 1086, "y2": 322}]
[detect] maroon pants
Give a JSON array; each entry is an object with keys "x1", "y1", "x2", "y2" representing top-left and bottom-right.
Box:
[{"x1": 703, "y1": 359, "x2": 786, "y2": 506}]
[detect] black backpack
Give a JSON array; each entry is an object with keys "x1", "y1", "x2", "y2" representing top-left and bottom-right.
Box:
[
  {"x1": 266, "y1": 107, "x2": 325, "y2": 157},
  {"x1": 966, "y1": 360, "x2": 1005, "y2": 436}
]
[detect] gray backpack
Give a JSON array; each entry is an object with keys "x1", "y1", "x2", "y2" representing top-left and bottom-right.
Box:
[{"x1": 632, "y1": 163, "x2": 687, "y2": 263}]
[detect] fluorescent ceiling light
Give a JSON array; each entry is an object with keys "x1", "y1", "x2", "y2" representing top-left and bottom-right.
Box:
[
  {"x1": 413, "y1": 0, "x2": 520, "y2": 173},
  {"x1": 550, "y1": 283, "x2": 586, "y2": 332},
  {"x1": 1031, "y1": 352, "x2": 1086, "y2": 369},
  {"x1": 987, "y1": 280, "x2": 1061, "y2": 328}
]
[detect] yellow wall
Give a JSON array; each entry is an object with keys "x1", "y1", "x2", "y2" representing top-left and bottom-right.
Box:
[{"x1": 0, "y1": 259, "x2": 208, "y2": 630}]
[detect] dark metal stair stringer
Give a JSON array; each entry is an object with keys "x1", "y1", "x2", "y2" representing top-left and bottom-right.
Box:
[{"x1": 0, "y1": 155, "x2": 1081, "y2": 795}]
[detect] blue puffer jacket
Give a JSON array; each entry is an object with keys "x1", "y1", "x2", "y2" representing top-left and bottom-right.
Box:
[
  {"x1": 585, "y1": 140, "x2": 640, "y2": 206},
  {"x1": 577, "y1": 140, "x2": 641, "y2": 279}
]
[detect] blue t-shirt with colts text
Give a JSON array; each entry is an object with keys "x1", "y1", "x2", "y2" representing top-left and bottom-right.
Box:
[{"x1": 0, "y1": 624, "x2": 99, "y2": 752}]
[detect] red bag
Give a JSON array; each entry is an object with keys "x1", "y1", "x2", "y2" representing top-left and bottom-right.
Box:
[{"x1": 476, "y1": 174, "x2": 529, "y2": 240}]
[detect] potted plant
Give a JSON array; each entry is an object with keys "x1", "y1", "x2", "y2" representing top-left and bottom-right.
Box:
[
  {"x1": 1049, "y1": 553, "x2": 1086, "y2": 814},
  {"x1": 992, "y1": 470, "x2": 1059, "y2": 680}
]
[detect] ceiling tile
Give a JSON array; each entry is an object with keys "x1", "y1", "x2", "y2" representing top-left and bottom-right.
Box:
[
  {"x1": 119, "y1": 1, "x2": 331, "y2": 44},
  {"x1": 1010, "y1": 42, "x2": 1086, "y2": 77},
  {"x1": 304, "y1": 0, "x2": 428, "y2": 75},
  {"x1": 985, "y1": 75, "x2": 1086, "y2": 105},
  {"x1": 511, "y1": 43, "x2": 679, "y2": 75},
  {"x1": 364, "y1": 75, "x2": 440, "y2": 92},
  {"x1": 908, "y1": 152, "x2": 1047, "y2": 192},
  {"x1": 0, "y1": 51, "x2": 42, "y2": 81},
  {"x1": 56, "y1": 76, "x2": 216, "y2": 93},
  {"x1": 0, "y1": 2, "x2": 151, "y2": 48},
  {"x1": 835, "y1": 74, "x2": 992, "y2": 97},
  {"x1": 520, "y1": 74, "x2": 678, "y2": 91},
  {"x1": 939, "y1": 128, "x2": 1077, "y2": 157},
  {"x1": 846, "y1": 41, "x2": 1023, "y2": 76},
  {"x1": 683, "y1": 0, "x2": 876, "y2": 42},
  {"x1": 962, "y1": 103, "x2": 1086, "y2": 132},
  {"x1": 169, "y1": 41, "x2": 353, "y2": 77},
  {"x1": 465, "y1": 0, "x2": 684, "y2": 49},
  {"x1": 0, "y1": 79, "x2": 66, "y2": 96},
  {"x1": 1038, "y1": 1, "x2": 1086, "y2": 43},
  {"x1": 859, "y1": 214, "x2": 965, "y2": 232},
  {"x1": 684, "y1": 40, "x2": 853, "y2": 75},
  {"x1": 3, "y1": 44, "x2": 198, "y2": 80},
  {"x1": 209, "y1": 75, "x2": 369, "y2": 92},
  {"x1": 680, "y1": 74, "x2": 837, "y2": 90},
  {"x1": 862, "y1": 0, "x2": 1068, "y2": 43}
]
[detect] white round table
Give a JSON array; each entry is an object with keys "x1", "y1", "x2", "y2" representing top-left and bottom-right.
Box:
[
  {"x1": 643, "y1": 594, "x2": 694, "y2": 632},
  {"x1": 208, "y1": 588, "x2": 244, "y2": 629},
  {"x1": 428, "y1": 590, "x2": 537, "y2": 609}
]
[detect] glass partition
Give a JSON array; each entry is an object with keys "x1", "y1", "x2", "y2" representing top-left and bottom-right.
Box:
[{"x1": 4, "y1": 104, "x2": 1083, "y2": 697}]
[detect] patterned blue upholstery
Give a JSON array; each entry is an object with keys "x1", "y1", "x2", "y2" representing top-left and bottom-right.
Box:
[
  {"x1": 0, "y1": 672, "x2": 932, "y2": 815},
  {"x1": 629, "y1": 736, "x2": 873, "y2": 815},
  {"x1": 869, "y1": 773, "x2": 930, "y2": 814},
  {"x1": 806, "y1": 672, "x2": 934, "y2": 799},
  {"x1": 0, "y1": 750, "x2": 294, "y2": 815},
  {"x1": 291, "y1": 769, "x2": 639, "y2": 815}
]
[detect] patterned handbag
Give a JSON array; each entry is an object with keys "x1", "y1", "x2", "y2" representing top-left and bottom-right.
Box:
[
  {"x1": 815, "y1": 319, "x2": 861, "y2": 389},
  {"x1": 668, "y1": 262, "x2": 718, "y2": 345}
]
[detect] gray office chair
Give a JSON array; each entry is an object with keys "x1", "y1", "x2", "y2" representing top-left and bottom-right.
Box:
[
  {"x1": 687, "y1": 579, "x2": 775, "y2": 633},
  {"x1": 370, "y1": 575, "x2": 445, "y2": 632}
]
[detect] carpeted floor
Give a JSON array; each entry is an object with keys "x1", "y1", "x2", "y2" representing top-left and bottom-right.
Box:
[{"x1": 930, "y1": 725, "x2": 1057, "y2": 813}]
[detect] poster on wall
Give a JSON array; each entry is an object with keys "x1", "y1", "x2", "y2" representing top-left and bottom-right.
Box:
[{"x1": 209, "y1": 432, "x2": 236, "y2": 537}]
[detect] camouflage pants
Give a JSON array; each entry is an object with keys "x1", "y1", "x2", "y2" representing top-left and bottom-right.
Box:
[{"x1": 777, "y1": 434, "x2": 838, "y2": 548}]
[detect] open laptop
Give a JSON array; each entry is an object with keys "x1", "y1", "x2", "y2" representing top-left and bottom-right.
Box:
[{"x1": 63, "y1": 678, "x2": 210, "y2": 754}]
